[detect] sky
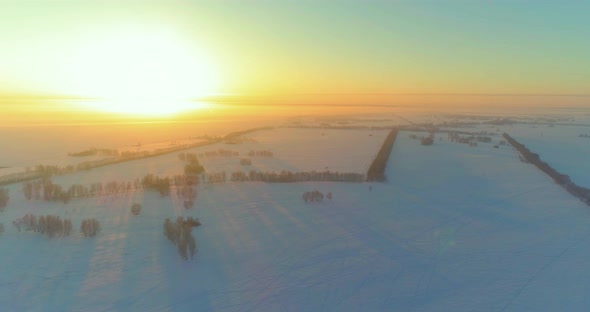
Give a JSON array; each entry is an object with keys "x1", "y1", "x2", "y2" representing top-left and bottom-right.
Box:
[{"x1": 1, "y1": 0, "x2": 589, "y2": 113}]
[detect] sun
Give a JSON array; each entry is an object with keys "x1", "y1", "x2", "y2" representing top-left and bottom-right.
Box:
[
  {"x1": 78, "y1": 98, "x2": 211, "y2": 116},
  {"x1": 62, "y1": 26, "x2": 220, "y2": 116}
]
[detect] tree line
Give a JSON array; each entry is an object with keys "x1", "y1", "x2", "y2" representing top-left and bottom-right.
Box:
[
  {"x1": 12, "y1": 214, "x2": 100, "y2": 238},
  {"x1": 223, "y1": 170, "x2": 364, "y2": 183},
  {"x1": 503, "y1": 133, "x2": 590, "y2": 205},
  {"x1": 366, "y1": 128, "x2": 398, "y2": 182},
  {"x1": 21, "y1": 173, "x2": 200, "y2": 203}
]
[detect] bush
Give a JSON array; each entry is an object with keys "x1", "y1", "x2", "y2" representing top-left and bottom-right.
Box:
[
  {"x1": 0, "y1": 223, "x2": 4, "y2": 234},
  {"x1": 81, "y1": 218, "x2": 100, "y2": 237},
  {"x1": 131, "y1": 203, "x2": 142, "y2": 215}
]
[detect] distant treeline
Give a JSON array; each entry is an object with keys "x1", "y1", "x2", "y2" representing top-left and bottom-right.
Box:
[
  {"x1": 22, "y1": 173, "x2": 199, "y2": 203},
  {"x1": 224, "y1": 170, "x2": 364, "y2": 183},
  {"x1": 503, "y1": 133, "x2": 590, "y2": 206},
  {"x1": 0, "y1": 137, "x2": 216, "y2": 187},
  {"x1": 68, "y1": 148, "x2": 119, "y2": 157},
  {"x1": 223, "y1": 127, "x2": 274, "y2": 141},
  {"x1": 366, "y1": 128, "x2": 398, "y2": 182}
]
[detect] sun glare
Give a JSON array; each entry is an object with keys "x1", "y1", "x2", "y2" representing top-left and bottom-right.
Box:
[
  {"x1": 63, "y1": 26, "x2": 220, "y2": 116},
  {"x1": 77, "y1": 98, "x2": 211, "y2": 116}
]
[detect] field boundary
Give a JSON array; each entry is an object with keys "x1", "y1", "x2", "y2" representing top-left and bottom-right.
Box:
[
  {"x1": 504, "y1": 133, "x2": 590, "y2": 206},
  {"x1": 366, "y1": 128, "x2": 398, "y2": 182}
]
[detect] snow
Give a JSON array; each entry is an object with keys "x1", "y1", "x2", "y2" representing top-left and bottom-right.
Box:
[
  {"x1": 43, "y1": 127, "x2": 388, "y2": 188},
  {"x1": 204, "y1": 127, "x2": 388, "y2": 173},
  {"x1": 507, "y1": 124, "x2": 590, "y2": 186},
  {"x1": 1, "y1": 126, "x2": 590, "y2": 311}
]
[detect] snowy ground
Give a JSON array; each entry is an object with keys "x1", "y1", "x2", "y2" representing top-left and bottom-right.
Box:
[
  {"x1": 41, "y1": 127, "x2": 387, "y2": 188},
  {"x1": 506, "y1": 124, "x2": 590, "y2": 186},
  {"x1": 1, "y1": 126, "x2": 590, "y2": 311}
]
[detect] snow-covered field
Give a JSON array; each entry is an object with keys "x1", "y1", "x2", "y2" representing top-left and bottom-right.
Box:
[
  {"x1": 2, "y1": 125, "x2": 590, "y2": 311},
  {"x1": 506, "y1": 124, "x2": 590, "y2": 186},
  {"x1": 198, "y1": 128, "x2": 387, "y2": 174}
]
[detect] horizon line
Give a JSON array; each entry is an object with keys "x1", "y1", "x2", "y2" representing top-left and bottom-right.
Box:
[{"x1": 2, "y1": 92, "x2": 590, "y2": 100}]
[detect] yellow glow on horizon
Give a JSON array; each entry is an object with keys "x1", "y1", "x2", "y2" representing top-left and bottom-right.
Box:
[
  {"x1": 75, "y1": 99, "x2": 211, "y2": 116},
  {"x1": 57, "y1": 25, "x2": 221, "y2": 116}
]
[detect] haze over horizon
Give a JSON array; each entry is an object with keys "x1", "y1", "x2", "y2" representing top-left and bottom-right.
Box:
[{"x1": 1, "y1": 0, "x2": 590, "y2": 119}]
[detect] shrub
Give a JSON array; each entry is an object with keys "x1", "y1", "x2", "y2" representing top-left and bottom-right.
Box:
[
  {"x1": 131, "y1": 203, "x2": 142, "y2": 215},
  {"x1": 0, "y1": 223, "x2": 4, "y2": 234},
  {"x1": 81, "y1": 218, "x2": 100, "y2": 237}
]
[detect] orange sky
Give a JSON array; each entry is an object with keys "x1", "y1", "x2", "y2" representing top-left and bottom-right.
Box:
[{"x1": 1, "y1": 1, "x2": 589, "y2": 119}]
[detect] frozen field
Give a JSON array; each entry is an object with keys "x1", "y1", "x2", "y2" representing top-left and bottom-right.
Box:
[
  {"x1": 42, "y1": 127, "x2": 388, "y2": 187},
  {"x1": 1, "y1": 126, "x2": 590, "y2": 311}
]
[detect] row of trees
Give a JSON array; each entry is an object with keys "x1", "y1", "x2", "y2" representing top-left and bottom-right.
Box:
[
  {"x1": 366, "y1": 128, "x2": 398, "y2": 182},
  {"x1": 248, "y1": 150, "x2": 273, "y2": 157},
  {"x1": 22, "y1": 173, "x2": 201, "y2": 203},
  {"x1": 23, "y1": 179, "x2": 136, "y2": 203},
  {"x1": 504, "y1": 133, "x2": 572, "y2": 186},
  {"x1": 23, "y1": 179, "x2": 73, "y2": 203},
  {"x1": 141, "y1": 174, "x2": 172, "y2": 197},
  {"x1": 32, "y1": 164, "x2": 76, "y2": 177},
  {"x1": 12, "y1": 214, "x2": 73, "y2": 238},
  {"x1": 180, "y1": 149, "x2": 273, "y2": 159},
  {"x1": 504, "y1": 133, "x2": 590, "y2": 205},
  {"x1": 12, "y1": 214, "x2": 99, "y2": 238},
  {"x1": 183, "y1": 149, "x2": 239, "y2": 159},
  {"x1": 68, "y1": 148, "x2": 119, "y2": 157},
  {"x1": 222, "y1": 170, "x2": 364, "y2": 183},
  {"x1": 178, "y1": 152, "x2": 198, "y2": 162},
  {"x1": 163, "y1": 217, "x2": 201, "y2": 260}
]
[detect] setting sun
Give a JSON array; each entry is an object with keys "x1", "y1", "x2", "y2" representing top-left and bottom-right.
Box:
[
  {"x1": 62, "y1": 26, "x2": 220, "y2": 115},
  {"x1": 75, "y1": 98, "x2": 211, "y2": 116}
]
